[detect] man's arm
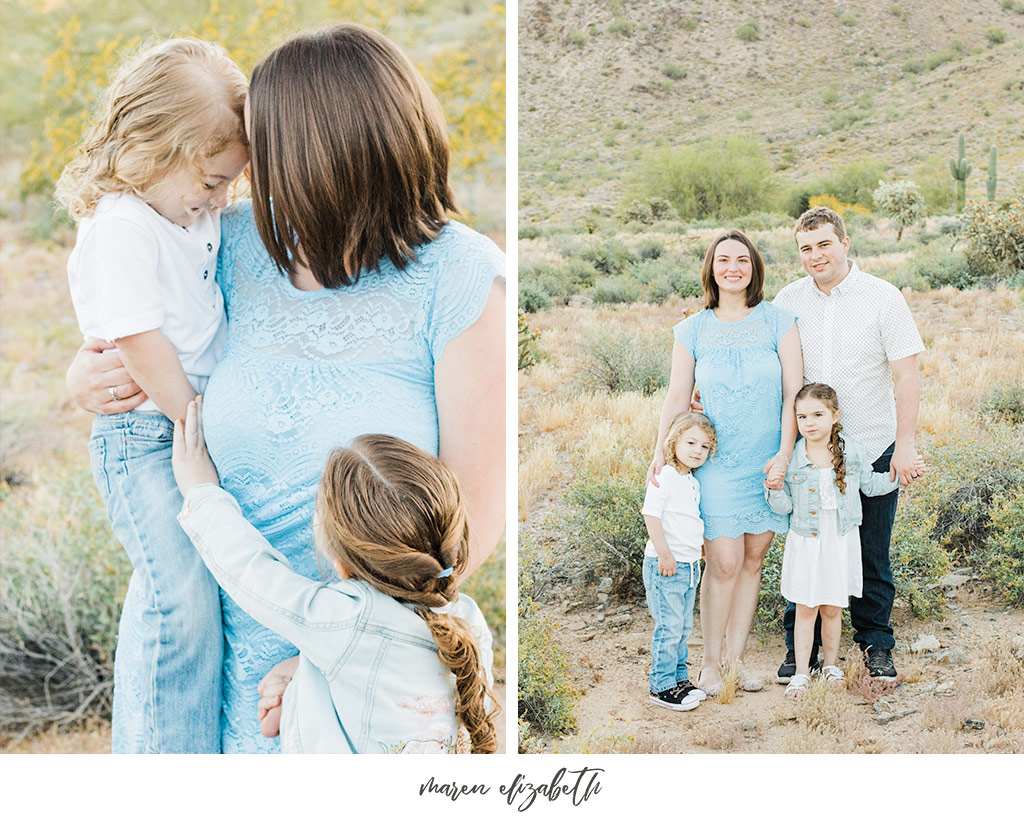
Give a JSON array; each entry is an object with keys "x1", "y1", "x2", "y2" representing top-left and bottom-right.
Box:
[{"x1": 889, "y1": 354, "x2": 921, "y2": 484}]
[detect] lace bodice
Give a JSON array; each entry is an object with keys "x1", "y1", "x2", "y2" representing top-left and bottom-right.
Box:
[{"x1": 202, "y1": 202, "x2": 503, "y2": 752}]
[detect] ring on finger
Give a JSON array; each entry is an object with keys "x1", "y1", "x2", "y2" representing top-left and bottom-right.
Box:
[{"x1": 108, "y1": 385, "x2": 120, "y2": 402}]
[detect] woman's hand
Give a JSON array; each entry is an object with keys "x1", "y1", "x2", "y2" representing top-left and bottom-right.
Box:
[
  {"x1": 172, "y1": 397, "x2": 220, "y2": 496},
  {"x1": 257, "y1": 656, "x2": 300, "y2": 738},
  {"x1": 66, "y1": 338, "x2": 147, "y2": 414},
  {"x1": 646, "y1": 453, "x2": 665, "y2": 488}
]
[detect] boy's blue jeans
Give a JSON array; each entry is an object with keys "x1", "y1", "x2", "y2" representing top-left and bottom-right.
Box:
[
  {"x1": 783, "y1": 443, "x2": 899, "y2": 653},
  {"x1": 89, "y1": 412, "x2": 222, "y2": 753},
  {"x1": 643, "y1": 556, "x2": 700, "y2": 693}
]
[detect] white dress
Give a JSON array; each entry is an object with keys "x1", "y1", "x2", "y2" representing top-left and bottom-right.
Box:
[{"x1": 780, "y1": 467, "x2": 863, "y2": 608}]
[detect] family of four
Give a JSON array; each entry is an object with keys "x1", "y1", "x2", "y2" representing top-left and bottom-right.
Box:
[
  {"x1": 60, "y1": 26, "x2": 504, "y2": 753},
  {"x1": 643, "y1": 207, "x2": 926, "y2": 710}
]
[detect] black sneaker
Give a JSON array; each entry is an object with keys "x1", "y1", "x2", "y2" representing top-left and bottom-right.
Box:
[
  {"x1": 865, "y1": 647, "x2": 898, "y2": 681},
  {"x1": 676, "y1": 679, "x2": 708, "y2": 702},
  {"x1": 650, "y1": 685, "x2": 700, "y2": 711},
  {"x1": 777, "y1": 647, "x2": 820, "y2": 684}
]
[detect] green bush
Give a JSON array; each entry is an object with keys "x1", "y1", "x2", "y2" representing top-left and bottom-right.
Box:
[
  {"x1": 737, "y1": 20, "x2": 760, "y2": 42},
  {"x1": 575, "y1": 237, "x2": 635, "y2": 276},
  {"x1": 899, "y1": 243, "x2": 973, "y2": 289},
  {"x1": 911, "y1": 156, "x2": 955, "y2": 215},
  {"x1": 591, "y1": 274, "x2": 645, "y2": 304},
  {"x1": 637, "y1": 238, "x2": 664, "y2": 260},
  {"x1": 662, "y1": 64, "x2": 686, "y2": 80},
  {"x1": 873, "y1": 179, "x2": 925, "y2": 242},
  {"x1": 519, "y1": 224, "x2": 542, "y2": 240},
  {"x1": 754, "y1": 535, "x2": 787, "y2": 635},
  {"x1": 986, "y1": 28, "x2": 1007, "y2": 45},
  {"x1": 0, "y1": 467, "x2": 131, "y2": 741},
  {"x1": 569, "y1": 473, "x2": 648, "y2": 598},
  {"x1": 578, "y1": 332, "x2": 670, "y2": 396},
  {"x1": 519, "y1": 283, "x2": 553, "y2": 314},
  {"x1": 889, "y1": 498, "x2": 949, "y2": 619},
  {"x1": 980, "y1": 383, "x2": 1024, "y2": 425},
  {"x1": 961, "y1": 197, "x2": 1024, "y2": 278},
  {"x1": 630, "y1": 136, "x2": 773, "y2": 220},
  {"x1": 982, "y1": 492, "x2": 1024, "y2": 604},
  {"x1": 609, "y1": 18, "x2": 634, "y2": 36},
  {"x1": 518, "y1": 598, "x2": 578, "y2": 737}
]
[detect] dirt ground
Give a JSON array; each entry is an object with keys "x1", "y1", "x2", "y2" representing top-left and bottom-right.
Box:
[{"x1": 532, "y1": 590, "x2": 1023, "y2": 754}]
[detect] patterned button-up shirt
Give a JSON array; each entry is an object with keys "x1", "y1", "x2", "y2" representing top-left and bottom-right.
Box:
[{"x1": 773, "y1": 260, "x2": 924, "y2": 462}]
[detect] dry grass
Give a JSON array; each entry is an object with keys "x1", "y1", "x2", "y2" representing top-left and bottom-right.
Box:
[{"x1": 518, "y1": 435, "x2": 560, "y2": 520}]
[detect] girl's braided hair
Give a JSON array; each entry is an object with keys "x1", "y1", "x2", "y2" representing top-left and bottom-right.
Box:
[
  {"x1": 796, "y1": 383, "x2": 847, "y2": 495},
  {"x1": 316, "y1": 434, "x2": 497, "y2": 753}
]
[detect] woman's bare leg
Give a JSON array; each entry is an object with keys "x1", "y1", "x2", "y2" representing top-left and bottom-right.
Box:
[
  {"x1": 698, "y1": 535, "x2": 745, "y2": 686},
  {"x1": 722, "y1": 531, "x2": 774, "y2": 665}
]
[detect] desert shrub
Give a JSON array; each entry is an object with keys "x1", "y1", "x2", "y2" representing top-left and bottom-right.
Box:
[
  {"x1": 591, "y1": 275, "x2": 645, "y2": 304},
  {"x1": 630, "y1": 136, "x2": 773, "y2": 220},
  {"x1": 680, "y1": 15, "x2": 699, "y2": 31},
  {"x1": 624, "y1": 200, "x2": 655, "y2": 224},
  {"x1": 926, "y1": 428, "x2": 1024, "y2": 561},
  {"x1": 828, "y1": 109, "x2": 866, "y2": 132},
  {"x1": 899, "y1": 243, "x2": 973, "y2": 289},
  {"x1": 785, "y1": 158, "x2": 889, "y2": 216},
  {"x1": 662, "y1": 64, "x2": 686, "y2": 80},
  {"x1": 737, "y1": 20, "x2": 760, "y2": 42},
  {"x1": 519, "y1": 224, "x2": 542, "y2": 239},
  {"x1": 569, "y1": 473, "x2": 648, "y2": 598},
  {"x1": 986, "y1": 28, "x2": 1007, "y2": 45},
  {"x1": 574, "y1": 237, "x2": 635, "y2": 275},
  {"x1": 520, "y1": 257, "x2": 598, "y2": 300},
  {"x1": 637, "y1": 238, "x2": 664, "y2": 260},
  {"x1": 0, "y1": 468, "x2": 131, "y2": 743},
  {"x1": 629, "y1": 257, "x2": 703, "y2": 304},
  {"x1": 889, "y1": 498, "x2": 950, "y2": 619},
  {"x1": 960, "y1": 197, "x2": 1024, "y2": 278},
  {"x1": 568, "y1": 29, "x2": 587, "y2": 47},
  {"x1": 518, "y1": 310, "x2": 543, "y2": 370},
  {"x1": 609, "y1": 18, "x2": 634, "y2": 36},
  {"x1": 912, "y1": 156, "x2": 955, "y2": 214},
  {"x1": 982, "y1": 492, "x2": 1024, "y2": 604},
  {"x1": 873, "y1": 179, "x2": 925, "y2": 241},
  {"x1": 518, "y1": 598, "x2": 578, "y2": 736},
  {"x1": 578, "y1": 333, "x2": 669, "y2": 395},
  {"x1": 808, "y1": 194, "x2": 873, "y2": 222},
  {"x1": 519, "y1": 283, "x2": 553, "y2": 314},
  {"x1": 980, "y1": 383, "x2": 1024, "y2": 425},
  {"x1": 754, "y1": 535, "x2": 787, "y2": 634}
]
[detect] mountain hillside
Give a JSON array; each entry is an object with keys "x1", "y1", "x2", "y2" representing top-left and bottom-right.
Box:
[{"x1": 519, "y1": 0, "x2": 1024, "y2": 224}]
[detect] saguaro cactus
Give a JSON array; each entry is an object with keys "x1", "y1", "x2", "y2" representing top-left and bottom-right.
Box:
[
  {"x1": 948, "y1": 132, "x2": 972, "y2": 213},
  {"x1": 987, "y1": 145, "x2": 998, "y2": 201}
]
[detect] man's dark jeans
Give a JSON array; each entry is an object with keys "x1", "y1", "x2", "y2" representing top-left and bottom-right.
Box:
[{"x1": 784, "y1": 443, "x2": 899, "y2": 652}]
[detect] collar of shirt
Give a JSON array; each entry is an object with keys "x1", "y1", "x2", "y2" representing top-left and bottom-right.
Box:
[{"x1": 811, "y1": 258, "x2": 862, "y2": 298}]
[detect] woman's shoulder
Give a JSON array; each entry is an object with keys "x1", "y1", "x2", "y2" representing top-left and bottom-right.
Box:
[
  {"x1": 220, "y1": 199, "x2": 256, "y2": 240},
  {"x1": 673, "y1": 308, "x2": 709, "y2": 335},
  {"x1": 418, "y1": 220, "x2": 505, "y2": 271}
]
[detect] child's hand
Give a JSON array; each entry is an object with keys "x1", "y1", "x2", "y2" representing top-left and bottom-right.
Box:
[
  {"x1": 903, "y1": 453, "x2": 927, "y2": 484},
  {"x1": 764, "y1": 476, "x2": 784, "y2": 491},
  {"x1": 172, "y1": 396, "x2": 220, "y2": 496},
  {"x1": 257, "y1": 656, "x2": 300, "y2": 738},
  {"x1": 658, "y1": 553, "x2": 677, "y2": 577},
  {"x1": 763, "y1": 452, "x2": 789, "y2": 486}
]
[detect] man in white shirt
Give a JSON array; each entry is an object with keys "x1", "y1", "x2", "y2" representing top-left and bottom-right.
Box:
[{"x1": 772, "y1": 206, "x2": 924, "y2": 681}]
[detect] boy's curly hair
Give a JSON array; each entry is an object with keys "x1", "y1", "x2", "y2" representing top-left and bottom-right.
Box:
[{"x1": 663, "y1": 411, "x2": 717, "y2": 473}]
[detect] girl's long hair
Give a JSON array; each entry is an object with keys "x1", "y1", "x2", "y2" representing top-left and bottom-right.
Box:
[
  {"x1": 796, "y1": 383, "x2": 847, "y2": 494},
  {"x1": 55, "y1": 38, "x2": 247, "y2": 220},
  {"x1": 316, "y1": 435, "x2": 497, "y2": 753}
]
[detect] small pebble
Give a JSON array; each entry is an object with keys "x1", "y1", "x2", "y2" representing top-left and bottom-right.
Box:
[{"x1": 963, "y1": 717, "x2": 985, "y2": 731}]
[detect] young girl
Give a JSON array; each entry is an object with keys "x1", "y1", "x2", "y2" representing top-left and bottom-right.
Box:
[
  {"x1": 642, "y1": 412, "x2": 716, "y2": 710},
  {"x1": 172, "y1": 399, "x2": 497, "y2": 753},
  {"x1": 56, "y1": 39, "x2": 249, "y2": 752},
  {"x1": 765, "y1": 384, "x2": 924, "y2": 698}
]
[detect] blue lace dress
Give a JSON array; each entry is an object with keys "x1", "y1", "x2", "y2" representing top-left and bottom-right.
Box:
[
  {"x1": 201, "y1": 202, "x2": 504, "y2": 753},
  {"x1": 674, "y1": 301, "x2": 794, "y2": 540}
]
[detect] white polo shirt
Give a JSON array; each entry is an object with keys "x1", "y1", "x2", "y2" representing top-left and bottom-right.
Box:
[
  {"x1": 67, "y1": 194, "x2": 227, "y2": 413},
  {"x1": 773, "y1": 260, "x2": 924, "y2": 462},
  {"x1": 642, "y1": 465, "x2": 704, "y2": 563}
]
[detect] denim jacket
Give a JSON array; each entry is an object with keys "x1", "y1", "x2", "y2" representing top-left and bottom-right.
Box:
[
  {"x1": 765, "y1": 438, "x2": 899, "y2": 537},
  {"x1": 178, "y1": 484, "x2": 493, "y2": 754}
]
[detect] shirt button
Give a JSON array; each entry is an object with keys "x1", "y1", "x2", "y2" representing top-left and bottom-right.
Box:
[
  {"x1": 810, "y1": 488, "x2": 815, "y2": 492},
  {"x1": 207, "y1": 243, "x2": 213, "y2": 252},
  {"x1": 203, "y1": 270, "x2": 209, "y2": 279},
  {"x1": 810, "y1": 510, "x2": 816, "y2": 515},
  {"x1": 812, "y1": 532, "x2": 817, "y2": 537}
]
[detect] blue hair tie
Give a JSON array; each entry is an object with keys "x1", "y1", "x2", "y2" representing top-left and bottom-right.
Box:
[{"x1": 436, "y1": 566, "x2": 454, "y2": 579}]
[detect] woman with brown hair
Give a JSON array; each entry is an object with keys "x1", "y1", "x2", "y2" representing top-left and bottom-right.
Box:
[
  {"x1": 66, "y1": 23, "x2": 504, "y2": 753},
  {"x1": 647, "y1": 230, "x2": 801, "y2": 696}
]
